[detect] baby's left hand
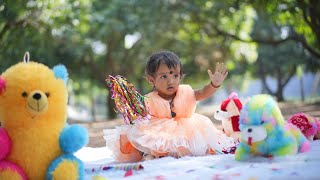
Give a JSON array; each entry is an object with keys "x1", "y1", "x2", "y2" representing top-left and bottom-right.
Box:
[{"x1": 207, "y1": 62, "x2": 228, "y2": 88}]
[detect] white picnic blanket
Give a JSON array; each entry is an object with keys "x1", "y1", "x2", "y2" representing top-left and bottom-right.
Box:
[{"x1": 76, "y1": 140, "x2": 320, "y2": 180}]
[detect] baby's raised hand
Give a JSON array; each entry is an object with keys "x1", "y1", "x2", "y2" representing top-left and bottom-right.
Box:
[{"x1": 207, "y1": 62, "x2": 228, "y2": 88}]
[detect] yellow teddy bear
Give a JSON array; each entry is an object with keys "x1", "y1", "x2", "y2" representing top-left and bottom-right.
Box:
[{"x1": 0, "y1": 53, "x2": 88, "y2": 180}]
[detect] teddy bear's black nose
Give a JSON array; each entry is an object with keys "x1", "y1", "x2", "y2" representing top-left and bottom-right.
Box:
[
  {"x1": 248, "y1": 128, "x2": 252, "y2": 133},
  {"x1": 33, "y1": 93, "x2": 42, "y2": 100}
]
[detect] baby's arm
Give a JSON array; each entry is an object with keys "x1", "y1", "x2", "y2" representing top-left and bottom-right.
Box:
[{"x1": 194, "y1": 62, "x2": 228, "y2": 101}]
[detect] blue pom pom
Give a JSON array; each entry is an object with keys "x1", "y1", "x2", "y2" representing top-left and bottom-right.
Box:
[
  {"x1": 59, "y1": 125, "x2": 89, "y2": 154},
  {"x1": 53, "y1": 64, "x2": 68, "y2": 85}
]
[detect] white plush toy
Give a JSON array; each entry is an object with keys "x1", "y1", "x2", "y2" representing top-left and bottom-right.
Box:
[{"x1": 214, "y1": 92, "x2": 242, "y2": 140}]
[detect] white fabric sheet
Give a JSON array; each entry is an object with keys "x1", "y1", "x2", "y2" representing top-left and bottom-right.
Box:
[{"x1": 76, "y1": 140, "x2": 320, "y2": 180}]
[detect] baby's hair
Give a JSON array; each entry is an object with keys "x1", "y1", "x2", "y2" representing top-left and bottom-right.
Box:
[{"x1": 145, "y1": 50, "x2": 183, "y2": 77}]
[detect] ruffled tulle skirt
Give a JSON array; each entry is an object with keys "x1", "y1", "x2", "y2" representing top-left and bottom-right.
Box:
[{"x1": 104, "y1": 113, "x2": 236, "y2": 162}]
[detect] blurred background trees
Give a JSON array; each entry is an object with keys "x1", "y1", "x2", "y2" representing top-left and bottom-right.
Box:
[{"x1": 0, "y1": 0, "x2": 319, "y2": 120}]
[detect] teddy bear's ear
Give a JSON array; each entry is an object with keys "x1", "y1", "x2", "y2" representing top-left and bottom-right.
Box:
[
  {"x1": 0, "y1": 76, "x2": 6, "y2": 95},
  {"x1": 52, "y1": 64, "x2": 68, "y2": 85}
]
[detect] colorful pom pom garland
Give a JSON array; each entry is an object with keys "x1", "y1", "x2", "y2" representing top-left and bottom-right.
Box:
[{"x1": 106, "y1": 75, "x2": 150, "y2": 124}]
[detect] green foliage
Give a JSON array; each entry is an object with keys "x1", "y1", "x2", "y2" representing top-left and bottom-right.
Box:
[{"x1": 1, "y1": 0, "x2": 319, "y2": 118}]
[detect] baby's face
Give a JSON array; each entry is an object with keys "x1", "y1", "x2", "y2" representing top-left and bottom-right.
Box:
[{"x1": 152, "y1": 63, "x2": 181, "y2": 99}]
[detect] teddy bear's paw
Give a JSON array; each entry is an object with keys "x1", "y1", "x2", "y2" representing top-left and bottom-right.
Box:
[
  {"x1": 46, "y1": 154, "x2": 84, "y2": 180},
  {"x1": 0, "y1": 161, "x2": 27, "y2": 180},
  {"x1": 59, "y1": 125, "x2": 89, "y2": 154}
]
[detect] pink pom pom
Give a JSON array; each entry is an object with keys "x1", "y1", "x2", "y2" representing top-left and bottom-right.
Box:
[
  {"x1": 0, "y1": 128, "x2": 11, "y2": 160},
  {"x1": 228, "y1": 92, "x2": 238, "y2": 99},
  {"x1": 0, "y1": 161, "x2": 27, "y2": 180},
  {"x1": 0, "y1": 76, "x2": 6, "y2": 94},
  {"x1": 316, "y1": 119, "x2": 320, "y2": 130}
]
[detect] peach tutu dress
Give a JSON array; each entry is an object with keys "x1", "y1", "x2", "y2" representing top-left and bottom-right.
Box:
[{"x1": 104, "y1": 85, "x2": 235, "y2": 162}]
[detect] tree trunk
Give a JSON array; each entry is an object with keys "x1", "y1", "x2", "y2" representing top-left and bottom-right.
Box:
[
  {"x1": 90, "y1": 95, "x2": 96, "y2": 121},
  {"x1": 107, "y1": 91, "x2": 117, "y2": 119},
  {"x1": 300, "y1": 76, "x2": 305, "y2": 102},
  {"x1": 276, "y1": 68, "x2": 285, "y2": 102},
  {"x1": 276, "y1": 86, "x2": 285, "y2": 102},
  {"x1": 258, "y1": 58, "x2": 275, "y2": 96},
  {"x1": 311, "y1": 71, "x2": 320, "y2": 96},
  {"x1": 105, "y1": 36, "x2": 118, "y2": 119}
]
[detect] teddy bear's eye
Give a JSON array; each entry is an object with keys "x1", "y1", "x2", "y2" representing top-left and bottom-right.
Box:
[
  {"x1": 45, "y1": 92, "x2": 50, "y2": 98},
  {"x1": 22, "y1": 91, "x2": 28, "y2": 97}
]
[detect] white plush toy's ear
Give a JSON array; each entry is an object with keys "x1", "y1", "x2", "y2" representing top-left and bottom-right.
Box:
[
  {"x1": 0, "y1": 76, "x2": 6, "y2": 95},
  {"x1": 52, "y1": 65, "x2": 68, "y2": 85}
]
